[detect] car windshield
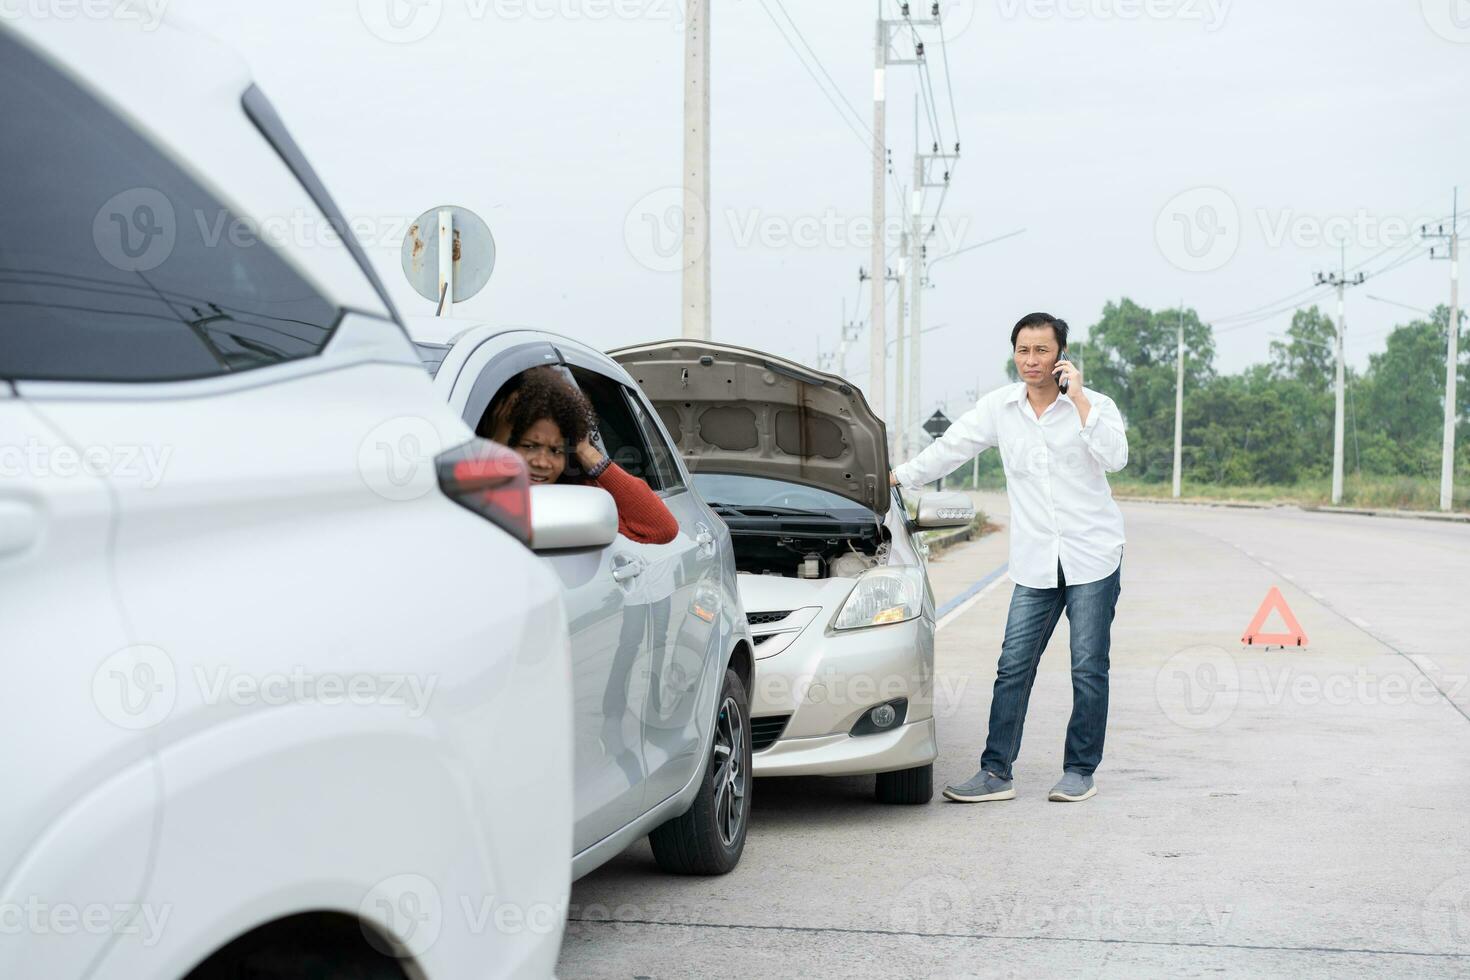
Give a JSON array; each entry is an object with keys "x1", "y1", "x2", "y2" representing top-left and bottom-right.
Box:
[{"x1": 693, "y1": 473, "x2": 869, "y2": 516}]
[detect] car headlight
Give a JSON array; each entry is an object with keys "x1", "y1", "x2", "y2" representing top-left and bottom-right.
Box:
[{"x1": 832, "y1": 566, "x2": 925, "y2": 630}]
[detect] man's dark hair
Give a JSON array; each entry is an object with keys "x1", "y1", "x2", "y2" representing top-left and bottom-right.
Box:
[{"x1": 1010, "y1": 312, "x2": 1069, "y2": 349}]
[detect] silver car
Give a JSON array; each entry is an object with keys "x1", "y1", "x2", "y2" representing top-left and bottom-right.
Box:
[
  {"x1": 407, "y1": 317, "x2": 755, "y2": 876},
  {"x1": 611, "y1": 341, "x2": 974, "y2": 804}
]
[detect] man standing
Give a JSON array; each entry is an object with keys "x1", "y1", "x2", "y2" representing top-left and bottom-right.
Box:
[{"x1": 891, "y1": 313, "x2": 1127, "y2": 803}]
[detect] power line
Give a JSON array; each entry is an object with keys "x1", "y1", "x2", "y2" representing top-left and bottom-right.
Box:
[
  {"x1": 1208, "y1": 213, "x2": 1456, "y2": 331},
  {"x1": 756, "y1": 0, "x2": 876, "y2": 161},
  {"x1": 768, "y1": 0, "x2": 873, "y2": 142},
  {"x1": 937, "y1": 11, "x2": 962, "y2": 147}
]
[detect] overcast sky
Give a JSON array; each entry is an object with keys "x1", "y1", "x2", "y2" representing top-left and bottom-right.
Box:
[{"x1": 172, "y1": 0, "x2": 1470, "y2": 428}]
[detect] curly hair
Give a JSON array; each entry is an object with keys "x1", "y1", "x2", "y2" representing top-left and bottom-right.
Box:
[{"x1": 502, "y1": 366, "x2": 594, "y2": 451}]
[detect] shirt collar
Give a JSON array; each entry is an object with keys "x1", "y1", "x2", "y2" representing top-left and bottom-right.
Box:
[{"x1": 1006, "y1": 382, "x2": 1075, "y2": 411}]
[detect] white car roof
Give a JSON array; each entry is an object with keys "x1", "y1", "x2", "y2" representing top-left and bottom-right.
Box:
[
  {"x1": 402, "y1": 314, "x2": 489, "y2": 347},
  {"x1": 5, "y1": 14, "x2": 391, "y2": 319}
]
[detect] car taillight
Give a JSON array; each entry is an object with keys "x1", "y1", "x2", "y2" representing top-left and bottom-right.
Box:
[{"x1": 436, "y1": 439, "x2": 532, "y2": 546}]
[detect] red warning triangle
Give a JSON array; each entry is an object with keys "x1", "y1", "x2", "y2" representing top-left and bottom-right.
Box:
[{"x1": 1241, "y1": 586, "x2": 1308, "y2": 647}]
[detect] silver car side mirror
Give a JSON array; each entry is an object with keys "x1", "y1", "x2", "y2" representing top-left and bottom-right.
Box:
[
  {"x1": 530, "y1": 484, "x2": 619, "y2": 551},
  {"x1": 914, "y1": 490, "x2": 975, "y2": 529}
]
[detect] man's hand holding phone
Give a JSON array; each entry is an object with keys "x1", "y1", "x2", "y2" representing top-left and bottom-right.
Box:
[
  {"x1": 1053, "y1": 355, "x2": 1093, "y2": 425},
  {"x1": 1053, "y1": 355, "x2": 1082, "y2": 394}
]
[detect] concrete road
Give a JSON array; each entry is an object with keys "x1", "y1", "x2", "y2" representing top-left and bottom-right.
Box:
[{"x1": 557, "y1": 495, "x2": 1470, "y2": 978}]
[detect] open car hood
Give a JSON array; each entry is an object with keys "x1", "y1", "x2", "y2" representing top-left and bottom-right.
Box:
[{"x1": 609, "y1": 340, "x2": 889, "y2": 517}]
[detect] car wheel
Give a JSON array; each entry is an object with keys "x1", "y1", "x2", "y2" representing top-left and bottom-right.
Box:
[
  {"x1": 648, "y1": 668, "x2": 751, "y2": 875},
  {"x1": 875, "y1": 763, "x2": 933, "y2": 804}
]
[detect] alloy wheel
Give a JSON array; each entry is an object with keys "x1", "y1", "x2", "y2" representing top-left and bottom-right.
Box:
[{"x1": 711, "y1": 695, "x2": 747, "y2": 847}]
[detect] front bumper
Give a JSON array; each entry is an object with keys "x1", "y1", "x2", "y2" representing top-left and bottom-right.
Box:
[
  {"x1": 754, "y1": 716, "x2": 937, "y2": 777},
  {"x1": 747, "y1": 588, "x2": 937, "y2": 777}
]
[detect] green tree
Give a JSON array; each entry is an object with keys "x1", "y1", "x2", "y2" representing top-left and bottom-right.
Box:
[
  {"x1": 1269, "y1": 307, "x2": 1336, "y2": 388},
  {"x1": 1356, "y1": 305, "x2": 1464, "y2": 477},
  {"x1": 1081, "y1": 298, "x2": 1216, "y2": 480}
]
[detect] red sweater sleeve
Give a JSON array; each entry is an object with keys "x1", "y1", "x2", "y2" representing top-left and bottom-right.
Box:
[{"x1": 592, "y1": 463, "x2": 680, "y2": 545}]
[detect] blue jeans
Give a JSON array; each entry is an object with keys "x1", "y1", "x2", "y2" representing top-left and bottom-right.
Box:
[{"x1": 979, "y1": 560, "x2": 1121, "y2": 780}]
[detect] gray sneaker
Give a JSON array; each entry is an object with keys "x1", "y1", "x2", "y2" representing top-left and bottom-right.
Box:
[
  {"x1": 1048, "y1": 771, "x2": 1096, "y2": 802},
  {"x1": 942, "y1": 769, "x2": 1015, "y2": 803}
]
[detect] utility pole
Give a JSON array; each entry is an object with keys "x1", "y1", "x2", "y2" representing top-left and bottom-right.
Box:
[
  {"x1": 870, "y1": 2, "x2": 938, "y2": 431},
  {"x1": 890, "y1": 249, "x2": 907, "y2": 458},
  {"x1": 1172, "y1": 303, "x2": 1184, "y2": 498},
  {"x1": 902, "y1": 97, "x2": 921, "y2": 465},
  {"x1": 1424, "y1": 189, "x2": 1461, "y2": 512},
  {"x1": 1316, "y1": 248, "x2": 1366, "y2": 505},
  {"x1": 968, "y1": 379, "x2": 980, "y2": 488},
  {"x1": 681, "y1": 0, "x2": 710, "y2": 340},
  {"x1": 912, "y1": 144, "x2": 957, "y2": 469},
  {"x1": 869, "y1": 5, "x2": 888, "y2": 417}
]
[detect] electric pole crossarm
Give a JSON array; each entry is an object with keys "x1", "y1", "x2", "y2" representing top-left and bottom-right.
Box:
[{"x1": 1422, "y1": 188, "x2": 1461, "y2": 512}]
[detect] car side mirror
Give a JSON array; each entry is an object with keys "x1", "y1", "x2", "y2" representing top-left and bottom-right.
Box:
[
  {"x1": 530, "y1": 484, "x2": 619, "y2": 550},
  {"x1": 914, "y1": 490, "x2": 975, "y2": 529}
]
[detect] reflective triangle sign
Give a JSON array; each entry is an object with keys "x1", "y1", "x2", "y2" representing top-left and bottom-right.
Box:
[{"x1": 1241, "y1": 585, "x2": 1308, "y2": 647}]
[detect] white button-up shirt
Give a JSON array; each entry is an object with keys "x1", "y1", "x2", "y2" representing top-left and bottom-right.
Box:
[{"x1": 895, "y1": 382, "x2": 1128, "y2": 589}]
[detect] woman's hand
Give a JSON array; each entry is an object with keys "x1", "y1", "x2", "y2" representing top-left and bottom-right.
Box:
[
  {"x1": 487, "y1": 391, "x2": 518, "y2": 443},
  {"x1": 575, "y1": 438, "x2": 606, "y2": 473}
]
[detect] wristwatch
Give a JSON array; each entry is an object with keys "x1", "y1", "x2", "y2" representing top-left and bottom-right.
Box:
[{"x1": 586, "y1": 454, "x2": 612, "y2": 479}]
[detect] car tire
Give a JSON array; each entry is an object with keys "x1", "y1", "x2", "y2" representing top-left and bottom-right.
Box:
[
  {"x1": 648, "y1": 667, "x2": 751, "y2": 875},
  {"x1": 875, "y1": 763, "x2": 933, "y2": 804}
]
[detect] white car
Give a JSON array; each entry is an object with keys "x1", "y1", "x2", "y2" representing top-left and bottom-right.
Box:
[
  {"x1": 610, "y1": 342, "x2": 974, "y2": 804},
  {"x1": 1, "y1": 17, "x2": 579, "y2": 980},
  {"x1": 404, "y1": 316, "x2": 757, "y2": 877}
]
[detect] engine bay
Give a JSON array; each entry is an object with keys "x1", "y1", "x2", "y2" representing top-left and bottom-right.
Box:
[{"x1": 724, "y1": 518, "x2": 889, "y2": 580}]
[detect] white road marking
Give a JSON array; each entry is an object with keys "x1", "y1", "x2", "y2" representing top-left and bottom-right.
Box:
[
  {"x1": 1350, "y1": 616, "x2": 1371, "y2": 629},
  {"x1": 937, "y1": 573, "x2": 1011, "y2": 632}
]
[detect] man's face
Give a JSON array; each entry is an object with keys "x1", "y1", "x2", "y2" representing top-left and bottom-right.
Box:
[{"x1": 1014, "y1": 325, "x2": 1062, "y2": 388}]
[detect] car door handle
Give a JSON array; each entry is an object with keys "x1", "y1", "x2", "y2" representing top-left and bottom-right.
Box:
[
  {"x1": 694, "y1": 523, "x2": 716, "y2": 554},
  {"x1": 611, "y1": 556, "x2": 645, "y2": 582}
]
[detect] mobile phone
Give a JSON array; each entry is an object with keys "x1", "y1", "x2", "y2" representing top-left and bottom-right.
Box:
[{"x1": 1056, "y1": 352, "x2": 1070, "y2": 394}]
